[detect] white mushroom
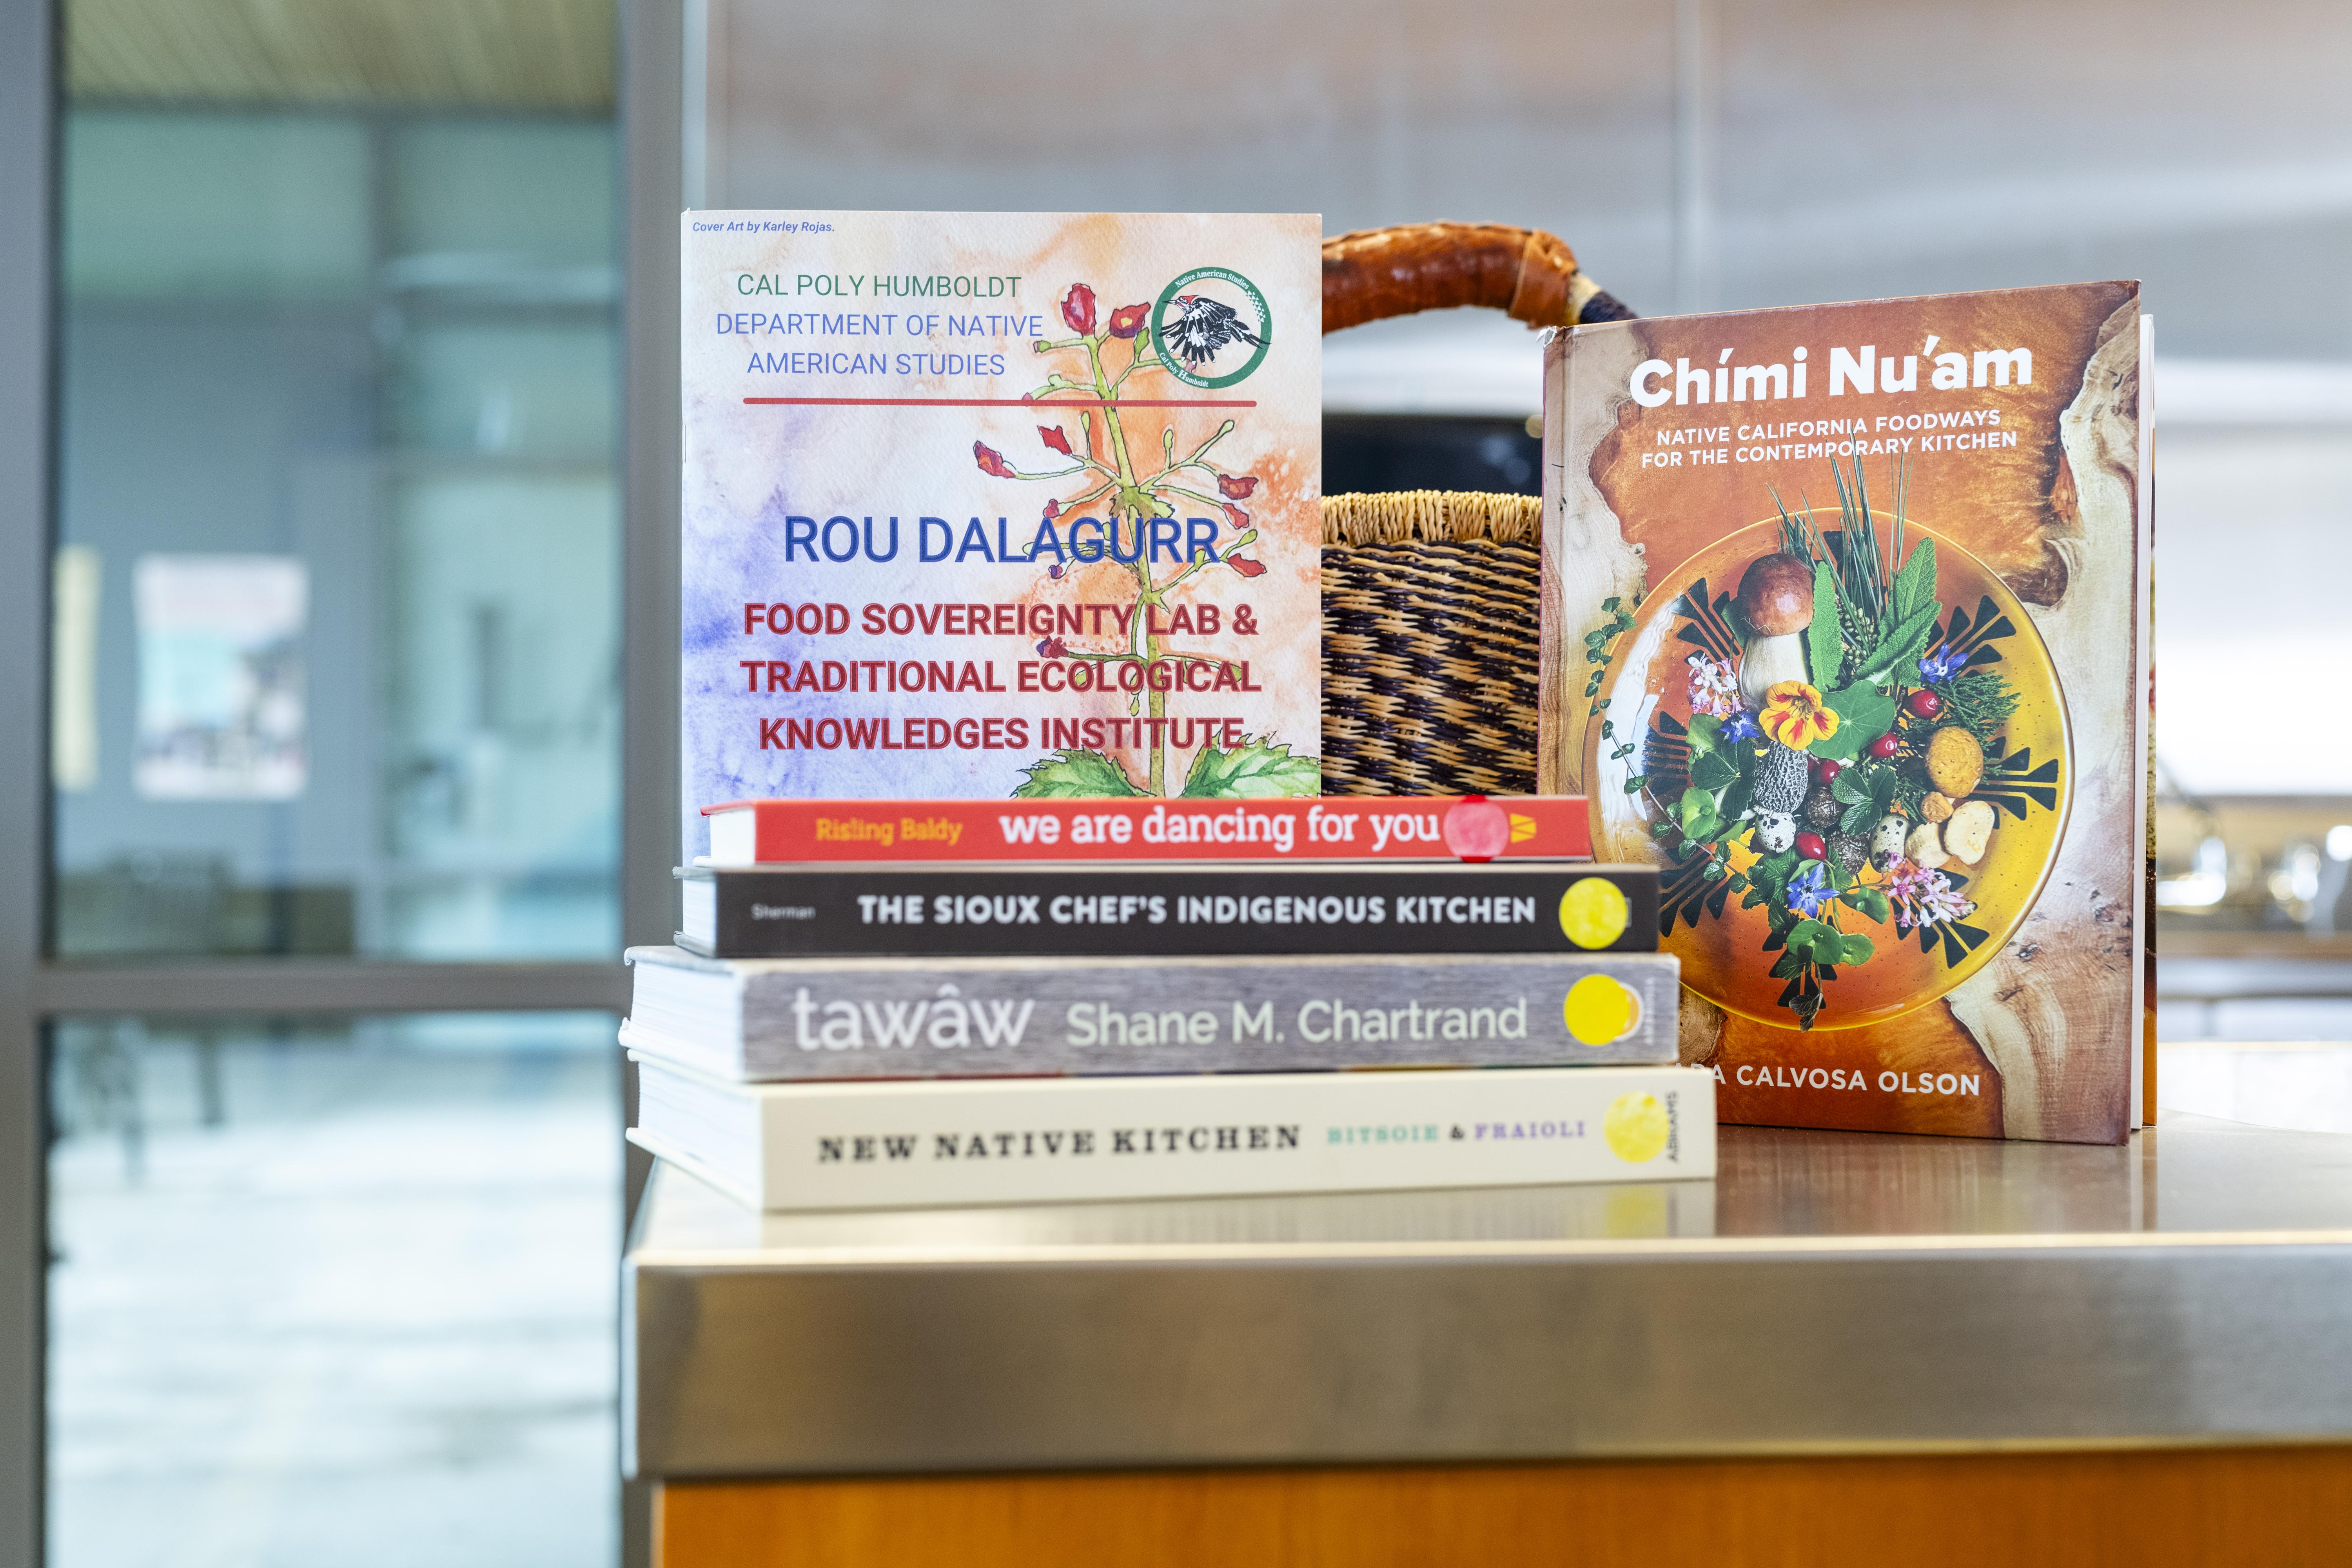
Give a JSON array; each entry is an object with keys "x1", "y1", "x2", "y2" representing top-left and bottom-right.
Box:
[
  {"x1": 1735, "y1": 554, "x2": 1816, "y2": 710},
  {"x1": 1904, "y1": 821, "x2": 1948, "y2": 871},
  {"x1": 1945, "y1": 800, "x2": 1996, "y2": 865}
]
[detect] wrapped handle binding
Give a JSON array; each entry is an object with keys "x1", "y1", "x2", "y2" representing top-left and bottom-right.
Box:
[{"x1": 1321, "y1": 222, "x2": 1635, "y2": 334}]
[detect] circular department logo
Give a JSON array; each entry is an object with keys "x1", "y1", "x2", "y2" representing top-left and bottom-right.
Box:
[
  {"x1": 1151, "y1": 267, "x2": 1272, "y2": 389},
  {"x1": 1602, "y1": 1092, "x2": 1671, "y2": 1164}
]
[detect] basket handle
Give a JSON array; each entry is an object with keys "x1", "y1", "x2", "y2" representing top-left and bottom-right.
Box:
[{"x1": 1321, "y1": 223, "x2": 1635, "y2": 334}]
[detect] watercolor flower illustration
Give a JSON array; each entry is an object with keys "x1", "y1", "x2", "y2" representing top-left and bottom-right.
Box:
[{"x1": 967, "y1": 276, "x2": 1314, "y2": 799}]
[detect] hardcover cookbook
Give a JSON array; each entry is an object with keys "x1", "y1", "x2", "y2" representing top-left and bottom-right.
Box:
[
  {"x1": 680, "y1": 210, "x2": 1322, "y2": 860},
  {"x1": 1539, "y1": 281, "x2": 2150, "y2": 1144}
]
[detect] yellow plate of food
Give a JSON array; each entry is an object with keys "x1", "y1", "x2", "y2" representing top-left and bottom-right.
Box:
[{"x1": 1584, "y1": 490, "x2": 2070, "y2": 1032}]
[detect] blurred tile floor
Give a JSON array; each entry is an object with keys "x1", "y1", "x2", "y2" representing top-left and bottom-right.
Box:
[{"x1": 47, "y1": 1021, "x2": 620, "y2": 1568}]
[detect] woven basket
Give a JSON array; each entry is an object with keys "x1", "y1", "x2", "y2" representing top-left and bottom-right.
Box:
[
  {"x1": 1316, "y1": 223, "x2": 1635, "y2": 797},
  {"x1": 1319, "y1": 491, "x2": 1542, "y2": 796}
]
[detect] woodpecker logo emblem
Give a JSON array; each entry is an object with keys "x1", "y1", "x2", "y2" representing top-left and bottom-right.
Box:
[{"x1": 1151, "y1": 267, "x2": 1272, "y2": 390}]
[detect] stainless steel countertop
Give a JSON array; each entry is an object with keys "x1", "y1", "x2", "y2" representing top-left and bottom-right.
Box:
[{"x1": 625, "y1": 1112, "x2": 2352, "y2": 1478}]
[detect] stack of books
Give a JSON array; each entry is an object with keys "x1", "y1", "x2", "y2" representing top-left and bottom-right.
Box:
[{"x1": 623, "y1": 795, "x2": 1716, "y2": 1211}]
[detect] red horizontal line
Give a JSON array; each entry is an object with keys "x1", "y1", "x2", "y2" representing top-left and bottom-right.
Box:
[{"x1": 743, "y1": 397, "x2": 1257, "y2": 408}]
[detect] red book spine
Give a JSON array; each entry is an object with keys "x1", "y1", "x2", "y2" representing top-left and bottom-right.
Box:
[{"x1": 703, "y1": 796, "x2": 1592, "y2": 864}]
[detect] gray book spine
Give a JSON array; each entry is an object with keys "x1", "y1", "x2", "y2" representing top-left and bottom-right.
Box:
[{"x1": 628, "y1": 951, "x2": 1680, "y2": 1079}]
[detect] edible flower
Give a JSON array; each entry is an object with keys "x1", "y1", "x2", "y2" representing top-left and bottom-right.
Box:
[
  {"x1": 1786, "y1": 860, "x2": 1835, "y2": 919},
  {"x1": 1884, "y1": 860, "x2": 1977, "y2": 931},
  {"x1": 1060, "y1": 283, "x2": 1097, "y2": 336},
  {"x1": 1719, "y1": 710, "x2": 1761, "y2": 744},
  {"x1": 1759, "y1": 679, "x2": 1840, "y2": 748},
  {"x1": 1685, "y1": 650, "x2": 1740, "y2": 720},
  {"x1": 1918, "y1": 645, "x2": 1968, "y2": 683},
  {"x1": 1036, "y1": 637, "x2": 1067, "y2": 658},
  {"x1": 1107, "y1": 302, "x2": 1151, "y2": 339}
]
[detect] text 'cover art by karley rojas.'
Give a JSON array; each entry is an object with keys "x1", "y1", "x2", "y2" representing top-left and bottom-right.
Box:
[
  {"x1": 1539, "y1": 282, "x2": 2149, "y2": 1145},
  {"x1": 680, "y1": 212, "x2": 1322, "y2": 858}
]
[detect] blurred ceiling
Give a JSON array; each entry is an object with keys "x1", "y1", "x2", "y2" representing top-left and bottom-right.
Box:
[
  {"x1": 65, "y1": 0, "x2": 614, "y2": 111},
  {"x1": 698, "y1": 0, "x2": 2352, "y2": 360}
]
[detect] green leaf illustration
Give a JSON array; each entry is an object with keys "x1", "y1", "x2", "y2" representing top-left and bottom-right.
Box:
[
  {"x1": 1855, "y1": 600, "x2": 1944, "y2": 686},
  {"x1": 1718, "y1": 770, "x2": 1755, "y2": 824},
  {"x1": 1837, "y1": 767, "x2": 1898, "y2": 835},
  {"x1": 1804, "y1": 559, "x2": 1845, "y2": 689},
  {"x1": 1012, "y1": 748, "x2": 1148, "y2": 799},
  {"x1": 1790, "y1": 918, "x2": 1839, "y2": 962},
  {"x1": 1842, "y1": 887, "x2": 1892, "y2": 923},
  {"x1": 1675, "y1": 788, "x2": 1723, "y2": 843},
  {"x1": 1807, "y1": 682, "x2": 1898, "y2": 761},
  {"x1": 1690, "y1": 750, "x2": 1741, "y2": 791},
  {"x1": 1891, "y1": 537, "x2": 1938, "y2": 626},
  {"x1": 1745, "y1": 848, "x2": 1797, "y2": 902},
  {"x1": 1115, "y1": 484, "x2": 1175, "y2": 519},
  {"x1": 1180, "y1": 738, "x2": 1321, "y2": 799}
]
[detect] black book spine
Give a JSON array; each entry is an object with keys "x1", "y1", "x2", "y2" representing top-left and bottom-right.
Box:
[{"x1": 681, "y1": 866, "x2": 1659, "y2": 958}]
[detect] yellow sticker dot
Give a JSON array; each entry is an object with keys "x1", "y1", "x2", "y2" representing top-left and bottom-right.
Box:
[
  {"x1": 1562, "y1": 975, "x2": 1641, "y2": 1045},
  {"x1": 1557, "y1": 876, "x2": 1630, "y2": 949},
  {"x1": 1603, "y1": 1092, "x2": 1671, "y2": 1164}
]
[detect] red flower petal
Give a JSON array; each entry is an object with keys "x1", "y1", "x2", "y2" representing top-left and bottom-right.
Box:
[
  {"x1": 1060, "y1": 283, "x2": 1097, "y2": 336},
  {"x1": 1036, "y1": 637, "x2": 1068, "y2": 658},
  {"x1": 1107, "y1": 303, "x2": 1150, "y2": 339},
  {"x1": 1042, "y1": 498, "x2": 1061, "y2": 519},
  {"x1": 1040, "y1": 425, "x2": 1072, "y2": 456},
  {"x1": 1226, "y1": 555, "x2": 1266, "y2": 578},
  {"x1": 1223, "y1": 503, "x2": 1250, "y2": 529},
  {"x1": 1217, "y1": 474, "x2": 1259, "y2": 499},
  {"x1": 973, "y1": 441, "x2": 1016, "y2": 478}
]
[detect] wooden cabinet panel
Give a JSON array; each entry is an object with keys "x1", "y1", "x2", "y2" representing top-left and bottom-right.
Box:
[{"x1": 659, "y1": 1446, "x2": 2352, "y2": 1568}]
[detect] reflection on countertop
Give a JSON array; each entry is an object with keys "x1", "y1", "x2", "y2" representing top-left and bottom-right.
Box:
[{"x1": 628, "y1": 1111, "x2": 2352, "y2": 1268}]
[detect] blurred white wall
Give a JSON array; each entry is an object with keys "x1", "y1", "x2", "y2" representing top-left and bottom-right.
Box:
[
  {"x1": 687, "y1": 0, "x2": 2352, "y2": 792},
  {"x1": 689, "y1": 0, "x2": 2352, "y2": 353}
]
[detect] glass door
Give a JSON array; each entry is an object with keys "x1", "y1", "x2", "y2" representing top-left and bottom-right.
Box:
[{"x1": 2, "y1": 1, "x2": 675, "y2": 1563}]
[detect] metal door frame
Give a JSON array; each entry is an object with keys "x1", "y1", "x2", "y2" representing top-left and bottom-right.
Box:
[{"x1": 0, "y1": 0, "x2": 685, "y2": 1560}]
